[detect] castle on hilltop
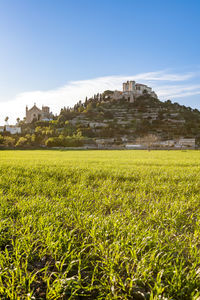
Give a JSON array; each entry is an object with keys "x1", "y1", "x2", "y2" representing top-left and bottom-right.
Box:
[
  {"x1": 25, "y1": 104, "x2": 53, "y2": 123},
  {"x1": 113, "y1": 81, "x2": 157, "y2": 102}
]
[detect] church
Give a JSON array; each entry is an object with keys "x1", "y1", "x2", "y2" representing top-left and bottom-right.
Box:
[{"x1": 25, "y1": 104, "x2": 53, "y2": 123}]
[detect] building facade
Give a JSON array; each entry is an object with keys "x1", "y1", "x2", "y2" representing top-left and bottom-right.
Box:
[
  {"x1": 123, "y1": 81, "x2": 136, "y2": 92},
  {"x1": 114, "y1": 81, "x2": 157, "y2": 102},
  {"x1": 25, "y1": 104, "x2": 53, "y2": 123},
  {"x1": 5, "y1": 125, "x2": 21, "y2": 134}
]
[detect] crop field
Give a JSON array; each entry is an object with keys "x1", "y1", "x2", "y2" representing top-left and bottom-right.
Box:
[{"x1": 0, "y1": 150, "x2": 200, "y2": 299}]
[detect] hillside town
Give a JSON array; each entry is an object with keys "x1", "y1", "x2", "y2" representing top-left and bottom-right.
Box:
[{"x1": 0, "y1": 81, "x2": 199, "y2": 149}]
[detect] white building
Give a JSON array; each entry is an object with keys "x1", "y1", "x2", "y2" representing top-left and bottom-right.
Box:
[
  {"x1": 178, "y1": 138, "x2": 195, "y2": 148},
  {"x1": 160, "y1": 138, "x2": 195, "y2": 148},
  {"x1": 113, "y1": 81, "x2": 157, "y2": 103},
  {"x1": 5, "y1": 125, "x2": 21, "y2": 134},
  {"x1": 125, "y1": 144, "x2": 143, "y2": 149},
  {"x1": 123, "y1": 81, "x2": 157, "y2": 98},
  {"x1": 160, "y1": 140, "x2": 175, "y2": 147}
]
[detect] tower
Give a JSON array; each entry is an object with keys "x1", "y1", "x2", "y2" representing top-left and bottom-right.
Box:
[
  {"x1": 129, "y1": 81, "x2": 136, "y2": 91},
  {"x1": 123, "y1": 81, "x2": 136, "y2": 92}
]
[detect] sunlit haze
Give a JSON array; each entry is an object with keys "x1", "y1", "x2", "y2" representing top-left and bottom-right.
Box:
[{"x1": 0, "y1": 0, "x2": 200, "y2": 124}]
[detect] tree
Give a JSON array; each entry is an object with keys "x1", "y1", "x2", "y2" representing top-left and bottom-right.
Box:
[
  {"x1": 103, "y1": 90, "x2": 114, "y2": 97},
  {"x1": 143, "y1": 89, "x2": 148, "y2": 95},
  {"x1": 0, "y1": 135, "x2": 4, "y2": 145},
  {"x1": 16, "y1": 118, "x2": 20, "y2": 125},
  {"x1": 86, "y1": 102, "x2": 96, "y2": 111},
  {"x1": 165, "y1": 100, "x2": 172, "y2": 107},
  {"x1": 5, "y1": 116, "x2": 9, "y2": 124},
  {"x1": 136, "y1": 134, "x2": 160, "y2": 150},
  {"x1": 45, "y1": 137, "x2": 59, "y2": 147},
  {"x1": 3, "y1": 136, "x2": 15, "y2": 147},
  {"x1": 16, "y1": 137, "x2": 28, "y2": 147}
]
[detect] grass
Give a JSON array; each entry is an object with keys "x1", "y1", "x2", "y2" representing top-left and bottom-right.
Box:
[{"x1": 0, "y1": 150, "x2": 200, "y2": 299}]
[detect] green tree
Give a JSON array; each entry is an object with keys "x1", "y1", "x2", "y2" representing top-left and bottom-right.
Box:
[
  {"x1": 16, "y1": 137, "x2": 28, "y2": 147},
  {"x1": 5, "y1": 116, "x2": 9, "y2": 124},
  {"x1": 0, "y1": 135, "x2": 4, "y2": 145},
  {"x1": 3, "y1": 136, "x2": 15, "y2": 147}
]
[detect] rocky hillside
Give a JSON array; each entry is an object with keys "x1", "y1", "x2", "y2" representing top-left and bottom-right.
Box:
[{"x1": 57, "y1": 92, "x2": 200, "y2": 144}]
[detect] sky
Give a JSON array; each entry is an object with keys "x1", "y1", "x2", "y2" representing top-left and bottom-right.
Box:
[{"x1": 0, "y1": 0, "x2": 200, "y2": 124}]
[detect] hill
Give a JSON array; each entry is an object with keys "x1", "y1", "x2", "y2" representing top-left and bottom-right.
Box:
[
  {"x1": 1, "y1": 92, "x2": 200, "y2": 148},
  {"x1": 53, "y1": 92, "x2": 200, "y2": 147}
]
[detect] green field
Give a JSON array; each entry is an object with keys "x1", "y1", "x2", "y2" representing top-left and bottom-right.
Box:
[{"x1": 0, "y1": 150, "x2": 200, "y2": 299}]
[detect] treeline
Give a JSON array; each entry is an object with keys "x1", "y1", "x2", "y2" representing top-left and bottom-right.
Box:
[{"x1": 0, "y1": 125, "x2": 85, "y2": 148}]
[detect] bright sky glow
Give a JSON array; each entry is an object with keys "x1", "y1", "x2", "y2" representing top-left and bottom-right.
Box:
[{"x1": 0, "y1": 0, "x2": 199, "y2": 124}]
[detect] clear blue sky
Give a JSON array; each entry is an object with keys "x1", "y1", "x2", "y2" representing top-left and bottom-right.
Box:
[{"x1": 0, "y1": 0, "x2": 200, "y2": 122}]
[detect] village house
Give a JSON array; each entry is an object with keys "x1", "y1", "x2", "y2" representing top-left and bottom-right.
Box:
[
  {"x1": 178, "y1": 138, "x2": 195, "y2": 148},
  {"x1": 160, "y1": 139, "x2": 195, "y2": 149},
  {"x1": 25, "y1": 104, "x2": 53, "y2": 123},
  {"x1": 5, "y1": 125, "x2": 21, "y2": 134},
  {"x1": 125, "y1": 144, "x2": 144, "y2": 149},
  {"x1": 160, "y1": 140, "x2": 176, "y2": 147}
]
